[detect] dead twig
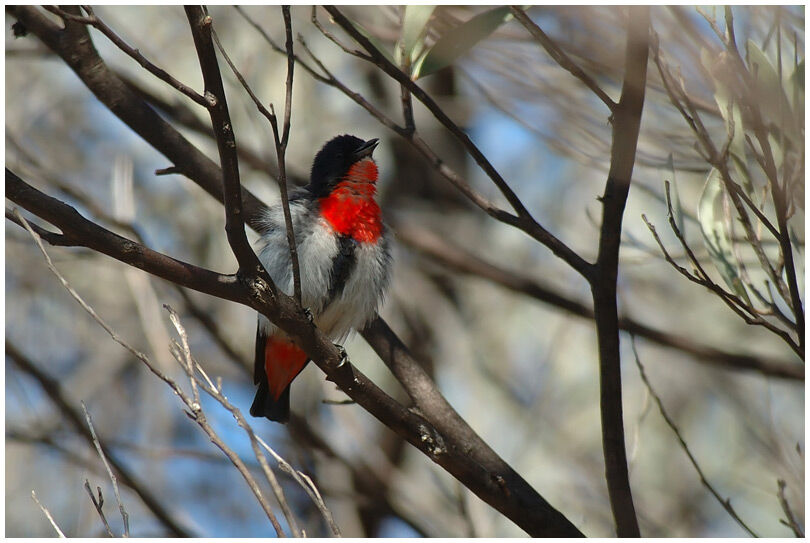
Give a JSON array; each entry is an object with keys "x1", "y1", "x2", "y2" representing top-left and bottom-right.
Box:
[
  {"x1": 630, "y1": 337, "x2": 758, "y2": 537},
  {"x1": 211, "y1": 7, "x2": 302, "y2": 303},
  {"x1": 12, "y1": 208, "x2": 287, "y2": 536},
  {"x1": 84, "y1": 481, "x2": 115, "y2": 538},
  {"x1": 31, "y1": 491, "x2": 66, "y2": 537},
  {"x1": 43, "y1": 6, "x2": 209, "y2": 107},
  {"x1": 81, "y1": 402, "x2": 130, "y2": 537},
  {"x1": 164, "y1": 305, "x2": 304, "y2": 537},
  {"x1": 510, "y1": 7, "x2": 617, "y2": 111},
  {"x1": 777, "y1": 479, "x2": 804, "y2": 537}
]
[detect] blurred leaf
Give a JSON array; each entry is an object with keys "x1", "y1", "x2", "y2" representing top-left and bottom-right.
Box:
[
  {"x1": 400, "y1": 5, "x2": 435, "y2": 66},
  {"x1": 351, "y1": 19, "x2": 396, "y2": 65},
  {"x1": 412, "y1": 6, "x2": 513, "y2": 79},
  {"x1": 791, "y1": 59, "x2": 804, "y2": 90},
  {"x1": 746, "y1": 39, "x2": 794, "y2": 136},
  {"x1": 713, "y1": 85, "x2": 752, "y2": 194},
  {"x1": 698, "y1": 168, "x2": 752, "y2": 304},
  {"x1": 662, "y1": 154, "x2": 685, "y2": 234},
  {"x1": 789, "y1": 59, "x2": 804, "y2": 121}
]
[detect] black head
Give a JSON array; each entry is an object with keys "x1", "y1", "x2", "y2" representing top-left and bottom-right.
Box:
[{"x1": 308, "y1": 135, "x2": 379, "y2": 197}]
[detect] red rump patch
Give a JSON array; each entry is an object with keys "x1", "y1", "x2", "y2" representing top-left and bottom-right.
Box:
[
  {"x1": 265, "y1": 336, "x2": 308, "y2": 400},
  {"x1": 319, "y1": 158, "x2": 383, "y2": 243}
]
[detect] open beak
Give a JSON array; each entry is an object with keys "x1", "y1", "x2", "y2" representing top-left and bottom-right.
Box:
[{"x1": 353, "y1": 138, "x2": 379, "y2": 160}]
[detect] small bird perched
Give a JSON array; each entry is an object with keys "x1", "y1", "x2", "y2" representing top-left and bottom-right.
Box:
[{"x1": 250, "y1": 135, "x2": 392, "y2": 422}]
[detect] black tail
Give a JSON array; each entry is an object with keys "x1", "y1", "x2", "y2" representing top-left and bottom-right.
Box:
[{"x1": 250, "y1": 380, "x2": 292, "y2": 423}]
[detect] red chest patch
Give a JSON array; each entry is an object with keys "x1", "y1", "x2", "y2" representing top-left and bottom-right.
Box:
[{"x1": 319, "y1": 159, "x2": 382, "y2": 243}]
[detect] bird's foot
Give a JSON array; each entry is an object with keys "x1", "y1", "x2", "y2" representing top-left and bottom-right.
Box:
[{"x1": 333, "y1": 343, "x2": 349, "y2": 367}]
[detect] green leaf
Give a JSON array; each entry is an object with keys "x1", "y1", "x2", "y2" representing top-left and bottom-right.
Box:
[
  {"x1": 401, "y1": 5, "x2": 435, "y2": 65},
  {"x1": 412, "y1": 6, "x2": 513, "y2": 79},
  {"x1": 697, "y1": 168, "x2": 751, "y2": 304}
]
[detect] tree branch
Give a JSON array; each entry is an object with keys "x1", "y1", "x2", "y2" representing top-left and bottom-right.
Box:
[
  {"x1": 590, "y1": 7, "x2": 650, "y2": 536},
  {"x1": 7, "y1": 170, "x2": 241, "y2": 302},
  {"x1": 320, "y1": 6, "x2": 593, "y2": 279},
  {"x1": 631, "y1": 337, "x2": 758, "y2": 537},
  {"x1": 7, "y1": 168, "x2": 583, "y2": 536},
  {"x1": 7, "y1": 340, "x2": 194, "y2": 537},
  {"x1": 185, "y1": 7, "x2": 262, "y2": 275},
  {"x1": 43, "y1": 5, "x2": 210, "y2": 107},
  {"x1": 5, "y1": 5, "x2": 269, "y2": 233},
  {"x1": 509, "y1": 6, "x2": 617, "y2": 111},
  {"x1": 212, "y1": 7, "x2": 303, "y2": 304},
  {"x1": 397, "y1": 223, "x2": 803, "y2": 380}
]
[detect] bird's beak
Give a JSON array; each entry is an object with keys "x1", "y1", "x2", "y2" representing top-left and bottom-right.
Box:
[{"x1": 353, "y1": 138, "x2": 380, "y2": 160}]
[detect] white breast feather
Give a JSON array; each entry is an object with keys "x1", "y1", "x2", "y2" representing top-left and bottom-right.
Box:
[{"x1": 256, "y1": 200, "x2": 390, "y2": 343}]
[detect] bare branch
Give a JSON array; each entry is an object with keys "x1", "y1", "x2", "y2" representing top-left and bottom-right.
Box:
[
  {"x1": 7, "y1": 340, "x2": 193, "y2": 537},
  {"x1": 43, "y1": 6, "x2": 209, "y2": 107},
  {"x1": 631, "y1": 337, "x2": 758, "y2": 537},
  {"x1": 320, "y1": 6, "x2": 593, "y2": 278},
  {"x1": 185, "y1": 7, "x2": 263, "y2": 275},
  {"x1": 590, "y1": 7, "x2": 650, "y2": 535},
  {"x1": 777, "y1": 479, "x2": 804, "y2": 537},
  {"x1": 84, "y1": 481, "x2": 115, "y2": 538},
  {"x1": 80, "y1": 402, "x2": 130, "y2": 537},
  {"x1": 7, "y1": 171, "x2": 241, "y2": 302},
  {"x1": 397, "y1": 223, "x2": 803, "y2": 379},
  {"x1": 510, "y1": 7, "x2": 617, "y2": 111},
  {"x1": 164, "y1": 306, "x2": 298, "y2": 537},
  {"x1": 255, "y1": 436, "x2": 341, "y2": 536},
  {"x1": 31, "y1": 491, "x2": 66, "y2": 537}
]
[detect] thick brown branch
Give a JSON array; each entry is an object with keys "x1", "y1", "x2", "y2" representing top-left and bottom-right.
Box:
[
  {"x1": 6, "y1": 5, "x2": 268, "y2": 233},
  {"x1": 185, "y1": 7, "x2": 262, "y2": 275},
  {"x1": 590, "y1": 7, "x2": 650, "y2": 536},
  {"x1": 7, "y1": 170, "x2": 241, "y2": 301},
  {"x1": 7, "y1": 168, "x2": 583, "y2": 537},
  {"x1": 361, "y1": 317, "x2": 583, "y2": 537},
  {"x1": 43, "y1": 5, "x2": 209, "y2": 107}
]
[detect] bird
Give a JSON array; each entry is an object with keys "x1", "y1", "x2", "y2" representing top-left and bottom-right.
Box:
[{"x1": 250, "y1": 135, "x2": 392, "y2": 423}]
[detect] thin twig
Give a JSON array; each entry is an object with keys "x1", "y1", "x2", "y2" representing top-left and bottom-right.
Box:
[
  {"x1": 320, "y1": 6, "x2": 593, "y2": 279},
  {"x1": 164, "y1": 305, "x2": 301, "y2": 537},
  {"x1": 276, "y1": 5, "x2": 302, "y2": 303},
  {"x1": 31, "y1": 491, "x2": 66, "y2": 537},
  {"x1": 630, "y1": 337, "x2": 758, "y2": 537},
  {"x1": 81, "y1": 402, "x2": 130, "y2": 537},
  {"x1": 397, "y1": 222, "x2": 803, "y2": 379},
  {"x1": 651, "y1": 43, "x2": 803, "y2": 357},
  {"x1": 13, "y1": 208, "x2": 286, "y2": 535},
  {"x1": 510, "y1": 7, "x2": 616, "y2": 111},
  {"x1": 84, "y1": 481, "x2": 115, "y2": 538},
  {"x1": 43, "y1": 6, "x2": 209, "y2": 107},
  {"x1": 256, "y1": 435, "x2": 342, "y2": 537},
  {"x1": 7, "y1": 340, "x2": 192, "y2": 537},
  {"x1": 777, "y1": 479, "x2": 804, "y2": 537},
  {"x1": 643, "y1": 209, "x2": 801, "y2": 354},
  {"x1": 166, "y1": 310, "x2": 201, "y2": 408}
]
